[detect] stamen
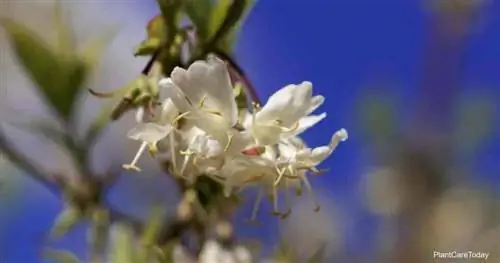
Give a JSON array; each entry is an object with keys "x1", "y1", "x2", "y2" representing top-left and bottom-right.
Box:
[
  {"x1": 198, "y1": 95, "x2": 208, "y2": 109},
  {"x1": 309, "y1": 167, "x2": 330, "y2": 176},
  {"x1": 302, "y1": 175, "x2": 320, "y2": 212},
  {"x1": 250, "y1": 190, "x2": 264, "y2": 222},
  {"x1": 295, "y1": 179, "x2": 303, "y2": 196},
  {"x1": 271, "y1": 187, "x2": 281, "y2": 216},
  {"x1": 168, "y1": 132, "x2": 178, "y2": 174},
  {"x1": 179, "y1": 152, "x2": 192, "y2": 177},
  {"x1": 274, "y1": 167, "x2": 286, "y2": 187},
  {"x1": 223, "y1": 133, "x2": 234, "y2": 152},
  {"x1": 122, "y1": 141, "x2": 147, "y2": 172},
  {"x1": 172, "y1": 111, "x2": 190, "y2": 125},
  {"x1": 279, "y1": 121, "x2": 300, "y2": 133},
  {"x1": 203, "y1": 109, "x2": 222, "y2": 116},
  {"x1": 281, "y1": 179, "x2": 292, "y2": 219}
]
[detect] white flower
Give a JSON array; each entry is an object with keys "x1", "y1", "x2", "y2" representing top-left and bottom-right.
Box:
[
  {"x1": 122, "y1": 98, "x2": 179, "y2": 172},
  {"x1": 172, "y1": 241, "x2": 252, "y2": 263},
  {"x1": 159, "y1": 56, "x2": 241, "y2": 148},
  {"x1": 120, "y1": 56, "x2": 349, "y2": 220},
  {"x1": 243, "y1": 81, "x2": 326, "y2": 146}
]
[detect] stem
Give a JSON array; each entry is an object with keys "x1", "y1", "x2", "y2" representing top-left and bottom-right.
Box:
[{"x1": 0, "y1": 127, "x2": 60, "y2": 195}]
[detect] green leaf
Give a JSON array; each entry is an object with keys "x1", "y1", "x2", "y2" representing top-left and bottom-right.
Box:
[
  {"x1": 53, "y1": 0, "x2": 75, "y2": 55},
  {"x1": 79, "y1": 26, "x2": 120, "y2": 68},
  {"x1": 218, "y1": 0, "x2": 256, "y2": 52},
  {"x1": 134, "y1": 38, "x2": 162, "y2": 56},
  {"x1": 110, "y1": 223, "x2": 136, "y2": 263},
  {"x1": 88, "y1": 208, "x2": 110, "y2": 263},
  {"x1": 207, "y1": 0, "x2": 256, "y2": 52},
  {"x1": 183, "y1": 0, "x2": 213, "y2": 40},
  {"x1": 155, "y1": 0, "x2": 183, "y2": 40},
  {"x1": 141, "y1": 206, "x2": 164, "y2": 245},
  {"x1": 44, "y1": 249, "x2": 81, "y2": 263},
  {"x1": 138, "y1": 207, "x2": 164, "y2": 262},
  {"x1": 50, "y1": 207, "x2": 82, "y2": 239},
  {"x1": 3, "y1": 112, "x2": 66, "y2": 146},
  {"x1": 0, "y1": 18, "x2": 88, "y2": 120},
  {"x1": 147, "y1": 15, "x2": 167, "y2": 40}
]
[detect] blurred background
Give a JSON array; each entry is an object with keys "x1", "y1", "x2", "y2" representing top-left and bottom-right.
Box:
[{"x1": 1, "y1": 0, "x2": 500, "y2": 262}]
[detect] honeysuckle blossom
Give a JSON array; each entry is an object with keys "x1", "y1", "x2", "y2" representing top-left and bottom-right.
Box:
[
  {"x1": 241, "y1": 81, "x2": 327, "y2": 146},
  {"x1": 122, "y1": 98, "x2": 179, "y2": 172},
  {"x1": 122, "y1": 55, "x2": 348, "y2": 216},
  {"x1": 173, "y1": 240, "x2": 252, "y2": 263}
]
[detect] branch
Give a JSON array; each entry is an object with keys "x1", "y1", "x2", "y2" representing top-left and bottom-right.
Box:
[{"x1": 0, "y1": 126, "x2": 60, "y2": 195}]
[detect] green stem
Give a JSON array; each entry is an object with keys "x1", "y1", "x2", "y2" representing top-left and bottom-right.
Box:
[{"x1": 0, "y1": 126, "x2": 60, "y2": 195}]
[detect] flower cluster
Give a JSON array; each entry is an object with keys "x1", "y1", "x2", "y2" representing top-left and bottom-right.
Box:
[{"x1": 122, "y1": 55, "x2": 347, "y2": 218}]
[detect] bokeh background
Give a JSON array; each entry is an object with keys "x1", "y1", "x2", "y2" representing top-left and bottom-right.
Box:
[{"x1": 1, "y1": 0, "x2": 500, "y2": 262}]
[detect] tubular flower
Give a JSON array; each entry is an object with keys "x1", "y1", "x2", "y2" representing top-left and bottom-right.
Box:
[{"x1": 121, "y1": 56, "x2": 348, "y2": 217}]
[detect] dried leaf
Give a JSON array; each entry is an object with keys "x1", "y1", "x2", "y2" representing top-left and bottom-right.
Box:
[
  {"x1": 50, "y1": 207, "x2": 82, "y2": 239},
  {"x1": 44, "y1": 249, "x2": 81, "y2": 263}
]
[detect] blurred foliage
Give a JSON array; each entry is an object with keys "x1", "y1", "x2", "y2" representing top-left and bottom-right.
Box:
[
  {"x1": 0, "y1": 0, "x2": 265, "y2": 262},
  {"x1": 453, "y1": 92, "x2": 496, "y2": 152}
]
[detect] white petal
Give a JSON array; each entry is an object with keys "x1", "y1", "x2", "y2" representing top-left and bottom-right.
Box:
[
  {"x1": 292, "y1": 81, "x2": 313, "y2": 108},
  {"x1": 172, "y1": 245, "x2": 195, "y2": 263},
  {"x1": 307, "y1": 95, "x2": 325, "y2": 115},
  {"x1": 158, "y1": 78, "x2": 190, "y2": 112},
  {"x1": 134, "y1": 107, "x2": 145, "y2": 123},
  {"x1": 308, "y1": 128, "x2": 348, "y2": 165},
  {"x1": 159, "y1": 98, "x2": 179, "y2": 124},
  {"x1": 199, "y1": 240, "x2": 224, "y2": 263},
  {"x1": 233, "y1": 246, "x2": 252, "y2": 263},
  {"x1": 191, "y1": 111, "x2": 232, "y2": 144},
  {"x1": 277, "y1": 143, "x2": 297, "y2": 162},
  {"x1": 256, "y1": 84, "x2": 295, "y2": 122},
  {"x1": 252, "y1": 123, "x2": 283, "y2": 146},
  {"x1": 285, "y1": 113, "x2": 327, "y2": 137},
  {"x1": 126, "y1": 123, "x2": 173, "y2": 143},
  {"x1": 205, "y1": 138, "x2": 223, "y2": 158},
  {"x1": 204, "y1": 56, "x2": 238, "y2": 126},
  {"x1": 309, "y1": 146, "x2": 331, "y2": 165}
]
